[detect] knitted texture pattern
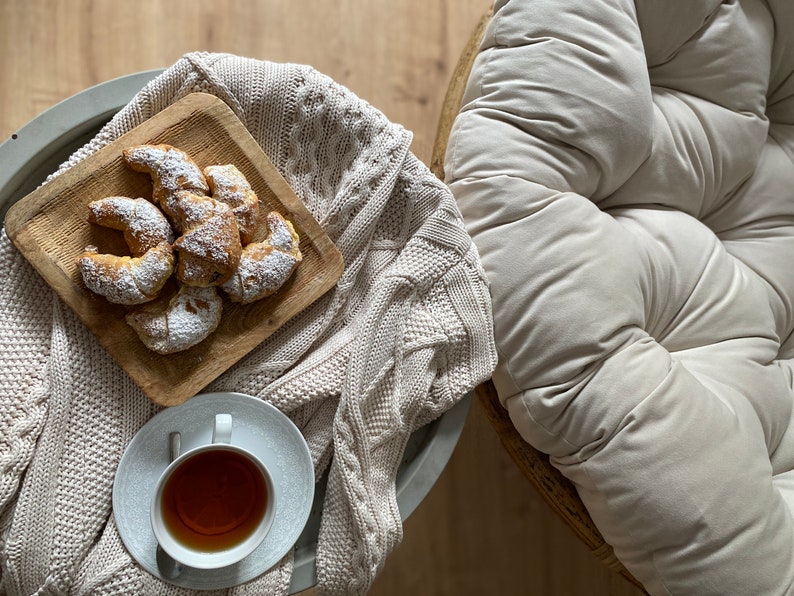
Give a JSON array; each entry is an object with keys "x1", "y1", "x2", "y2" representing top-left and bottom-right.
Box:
[{"x1": 0, "y1": 53, "x2": 496, "y2": 595}]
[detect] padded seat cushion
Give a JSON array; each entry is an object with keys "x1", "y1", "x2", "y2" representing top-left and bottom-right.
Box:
[{"x1": 445, "y1": 0, "x2": 794, "y2": 593}]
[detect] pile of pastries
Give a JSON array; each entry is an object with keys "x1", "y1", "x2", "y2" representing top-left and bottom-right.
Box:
[{"x1": 77, "y1": 144, "x2": 302, "y2": 354}]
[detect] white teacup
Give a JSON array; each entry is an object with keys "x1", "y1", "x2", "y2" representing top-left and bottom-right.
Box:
[{"x1": 151, "y1": 413, "x2": 276, "y2": 569}]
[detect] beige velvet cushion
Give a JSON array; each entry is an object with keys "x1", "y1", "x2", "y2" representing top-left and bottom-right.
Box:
[{"x1": 445, "y1": 0, "x2": 794, "y2": 593}]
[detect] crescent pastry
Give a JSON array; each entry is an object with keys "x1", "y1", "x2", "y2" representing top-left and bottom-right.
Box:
[
  {"x1": 221, "y1": 211, "x2": 302, "y2": 304},
  {"x1": 78, "y1": 196, "x2": 175, "y2": 305},
  {"x1": 78, "y1": 242, "x2": 175, "y2": 305},
  {"x1": 122, "y1": 144, "x2": 210, "y2": 212},
  {"x1": 168, "y1": 190, "x2": 243, "y2": 287},
  {"x1": 87, "y1": 196, "x2": 174, "y2": 253},
  {"x1": 125, "y1": 285, "x2": 223, "y2": 354},
  {"x1": 204, "y1": 164, "x2": 261, "y2": 245}
]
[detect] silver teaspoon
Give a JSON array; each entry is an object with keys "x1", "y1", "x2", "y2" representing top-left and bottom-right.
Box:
[{"x1": 156, "y1": 431, "x2": 183, "y2": 579}]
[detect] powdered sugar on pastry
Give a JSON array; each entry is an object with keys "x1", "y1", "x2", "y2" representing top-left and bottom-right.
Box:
[
  {"x1": 204, "y1": 164, "x2": 261, "y2": 244},
  {"x1": 78, "y1": 242, "x2": 175, "y2": 305},
  {"x1": 169, "y1": 190, "x2": 242, "y2": 286},
  {"x1": 87, "y1": 196, "x2": 174, "y2": 254},
  {"x1": 222, "y1": 211, "x2": 302, "y2": 304},
  {"x1": 268, "y1": 213, "x2": 298, "y2": 252},
  {"x1": 123, "y1": 144, "x2": 210, "y2": 209},
  {"x1": 125, "y1": 285, "x2": 223, "y2": 354},
  {"x1": 79, "y1": 195, "x2": 175, "y2": 305},
  {"x1": 80, "y1": 146, "x2": 300, "y2": 351}
]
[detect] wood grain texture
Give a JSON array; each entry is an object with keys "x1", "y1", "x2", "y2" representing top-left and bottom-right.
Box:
[{"x1": 1, "y1": 1, "x2": 646, "y2": 594}]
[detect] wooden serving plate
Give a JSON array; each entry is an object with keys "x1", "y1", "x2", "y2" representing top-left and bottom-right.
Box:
[{"x1": 4, "y1": 93, "x2": 344, "y2": 407}]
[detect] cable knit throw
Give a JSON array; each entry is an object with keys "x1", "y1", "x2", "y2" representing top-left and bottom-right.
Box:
[{"x1": 0, "y1": 52, "x2": 496, "y2": 595}]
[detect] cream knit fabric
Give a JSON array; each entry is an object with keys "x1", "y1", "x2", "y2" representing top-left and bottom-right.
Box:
[{"x1": 0, "y1": 53, "x2": 496, "y2": 595}]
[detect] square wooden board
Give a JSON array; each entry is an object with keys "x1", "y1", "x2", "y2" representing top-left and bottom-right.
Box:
[{"x1": 4, "y1": 93, "x2": 344, "y2": 407}]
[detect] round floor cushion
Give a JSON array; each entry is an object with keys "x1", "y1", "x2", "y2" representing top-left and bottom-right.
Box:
[{"x1": 445, "y1": 1, "x2": 794, "y2": 593}]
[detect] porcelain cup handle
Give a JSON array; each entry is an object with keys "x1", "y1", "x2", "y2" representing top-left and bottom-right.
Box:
[{"x1": 212, "y1": 413, "x2": 232, "y2": 444}]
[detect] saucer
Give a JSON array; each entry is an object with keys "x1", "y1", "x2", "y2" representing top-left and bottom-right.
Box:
[{"x1": 113, "y1": 392, "x2": 315, "y2": 589}]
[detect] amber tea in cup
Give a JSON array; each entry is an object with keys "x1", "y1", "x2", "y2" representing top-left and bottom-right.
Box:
[
  {"x1": 160, "y1": 448, "x2": 269, "y2": 551},
  {"x1": 151, "y1": 413, "x2": 276, "y2": 569}
]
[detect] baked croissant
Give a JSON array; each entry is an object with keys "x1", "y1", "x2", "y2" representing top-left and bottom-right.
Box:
[
  {"x1": 78, "y1": 243, "x2": 175, "y2": 305},
  {"x1": 204, "y1": 164, "x2": 261, "y2": 245},
  {"x1": 221, "y1": 211, "x2": 302, "y2": 304},
  {"x1": 87, "y1": 196, "x2": 175, "y2": 253},
  {"x1": 123, "y1": 144, "x2": 210, "y2": 210},
  {"x1": 168, "y1": 190, "x2": 243, "y2": 287},
  {"x1": 125, "y1": 285, "x2": 223, "y2": 354},
  {"x1": 78, "y1": 197, "x2": 175, "y2": 305}
]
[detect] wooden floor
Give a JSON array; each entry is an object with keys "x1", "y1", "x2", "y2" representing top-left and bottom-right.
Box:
[{"x1": 0, "y1": 1, "x2": 644, "y2": 594}]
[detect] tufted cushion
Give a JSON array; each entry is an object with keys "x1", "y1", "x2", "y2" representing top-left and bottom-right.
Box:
[{"x1": 445, "y1": 0, "x2": 794, "y2": 593}]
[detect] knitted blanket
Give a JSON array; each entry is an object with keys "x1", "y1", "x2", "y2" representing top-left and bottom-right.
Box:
[{"x1": 0, "y1": 52, "x2": 496, "y2": 595}]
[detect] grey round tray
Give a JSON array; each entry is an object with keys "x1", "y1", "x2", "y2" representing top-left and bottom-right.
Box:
[{"x1": 0, "y1": 71, "x2": 471, "y2": 593}]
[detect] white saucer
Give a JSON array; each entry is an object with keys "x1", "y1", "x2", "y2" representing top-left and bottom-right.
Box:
[{"x1": 113, "y1": 392, "x2": 315, "y2": 590}]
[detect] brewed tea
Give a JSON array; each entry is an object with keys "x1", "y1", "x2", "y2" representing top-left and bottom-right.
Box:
[{"x1": 161, "y1": 448, "x2": 268, "y2": 552}]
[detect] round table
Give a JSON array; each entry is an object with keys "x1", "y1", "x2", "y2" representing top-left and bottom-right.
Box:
[{"x1": 0, "y1": 71, "x2": 471, "y2": 593}]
